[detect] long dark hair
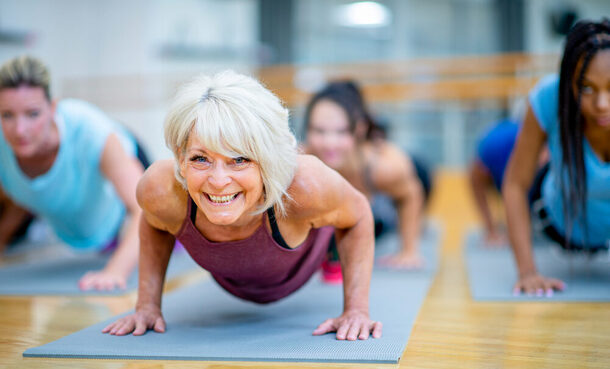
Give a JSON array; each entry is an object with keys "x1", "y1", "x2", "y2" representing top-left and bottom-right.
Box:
[
  {"x1": 558, "y1": 18, "x2": 610, "y2": 245},
  {"x1": 303, "y1": 80, "x2": 384, "y2": 141}
]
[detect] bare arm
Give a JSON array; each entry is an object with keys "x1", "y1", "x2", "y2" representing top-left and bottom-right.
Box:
[
  {"x1": 0, "y1": 188, "x2": 33, "y2": 254},
  {"x1": 103, "y1": 160, "x2": 184, "y2": 335},
  {"x1": 374, "y1": 146, "x2": 425, "y2": 268},
  {"x1": 79, "y1": 134, "x2": 144, "y2": 290},
  {"x1": 293, "y1": 156, "x2": 381, "y2": 340},
  {"x1": 503, "y1": 104, "x2": 564, "y2": 295},
  {"x1": 469, "y1": 159, "x2": 503, "y2": 243}
]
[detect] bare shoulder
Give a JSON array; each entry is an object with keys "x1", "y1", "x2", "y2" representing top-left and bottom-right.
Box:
[
  {"x1": 136, "y1": 159, "x2": 187, "y2": 233},
  {"x1": 287, "y1": 154, "x2": 337, "y2": 197},
  {"x1": 284, "y1": 155, "x2": 342, "y2": 216},
  {"x1": 367, "y1": 141, "x2": 415, "y2": 188}
]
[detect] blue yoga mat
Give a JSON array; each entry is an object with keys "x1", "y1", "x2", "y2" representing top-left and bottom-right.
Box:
[
  {"x1": 464, "y1": 229, "x2": 610, "y2": 302},
  {"x1": 374, "y1": 220, "x2": 442, "y2": 274},
  {"x1": 0, "y1": 250, "x2": 199, "y2": 296},
  {"x1": 24, "y1": 268, "x2": 433, "y2": 364}
]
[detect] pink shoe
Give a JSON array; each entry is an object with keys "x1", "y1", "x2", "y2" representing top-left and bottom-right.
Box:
[{"x1": 321, "y1": 260, "x2": 342, "y2": 284}]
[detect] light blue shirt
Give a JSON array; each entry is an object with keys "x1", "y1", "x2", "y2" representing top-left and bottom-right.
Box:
[
  {"x1": 0, "y1": 99, "x2": 136, "y2": 249},
  {"x1": 529, "y1": 74, "x2": 610, "y2": 246}
]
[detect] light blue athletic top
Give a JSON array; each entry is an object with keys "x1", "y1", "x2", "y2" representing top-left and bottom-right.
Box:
[
  {"x1": 0, "y1": 99, "x2": 136, "y2": 250},
  {"x1": 529, "y1": 74, "x2": 610, "y2": 246}
]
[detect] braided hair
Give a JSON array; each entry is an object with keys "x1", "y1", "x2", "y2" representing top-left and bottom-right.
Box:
[{"x1": 557, "y1": 18, "x2": 610, "y2": 246}]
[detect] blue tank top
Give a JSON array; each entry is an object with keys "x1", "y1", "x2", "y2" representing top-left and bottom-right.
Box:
[
  {"x1": 0, "y1": 99, "x2": 137, "y2": 249},
  {"x1": 529, "y1": 75, "x2": 610, "y2": 246}
]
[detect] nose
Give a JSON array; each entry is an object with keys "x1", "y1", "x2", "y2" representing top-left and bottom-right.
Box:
[
  {"x1": 207, "y1": 162, "x2": 232, "y2": 188},
  {"x1": 595, "y1": 91, "x2": 610, "y2": 112},
  {"x1": 321, "y1": 130, "x2": 341, "y2": 149},
  {"x1": 15, "y1": 116, "x2": 29, "y2": 137}
]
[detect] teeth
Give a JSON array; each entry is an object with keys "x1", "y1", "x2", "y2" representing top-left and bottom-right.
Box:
[{"x1": 208, "y1": 193, "x2": 237, "y2": 203}]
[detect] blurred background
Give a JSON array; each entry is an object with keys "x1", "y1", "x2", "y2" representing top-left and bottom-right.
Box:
[{"x1": 1, "y1": 0, "x2": 609, "y2": 167}]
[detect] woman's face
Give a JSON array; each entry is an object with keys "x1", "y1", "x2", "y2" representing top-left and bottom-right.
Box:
[
  {"x1": 306, "y1": 99, "x2": 356, "y2": 170},
  {"x1": 180, "y1": 132, "x2": 264, "y2": 226},
  {"x1": 0, "y1": 85, "x2": 55, "y2": 158},
  {"x1": 575, "y1": 49, "x2": 610, "y2": 130}
]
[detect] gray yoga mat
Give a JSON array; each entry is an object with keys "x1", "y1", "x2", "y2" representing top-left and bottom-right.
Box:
[
  {"x1": 374, "y1": 219, "x2": 442, "y2": 274},
  {"x1": 0, "y1": 250, "x2": 200, "y2": 296},
  {"x1": 464, "y1": 229, "x2": 610, "y2": 302},
  {"x1": 24, "y1": 268, "x2": 432, "y2": 363}
]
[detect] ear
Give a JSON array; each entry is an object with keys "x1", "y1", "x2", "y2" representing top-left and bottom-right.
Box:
[
  {"x1": 354, "y1": 121, "x2": 368, "y2": 141},
  {"x1": 178, "y1": 152, "x2": 187, "y2": 179}
]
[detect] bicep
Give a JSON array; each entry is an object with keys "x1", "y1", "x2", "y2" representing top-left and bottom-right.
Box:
[
  {"x1": 100, "y1": 134, "x2": 144, "y2": 209},
  {"x1": 303, "y1": 165, "x2": 370, "y2": 231},
  {"x1": 374, "y1": 151, "x2": 418, "y2": 200},
  {"x1": 503, "y1": 103, "x2": 547, "y2": 191}
]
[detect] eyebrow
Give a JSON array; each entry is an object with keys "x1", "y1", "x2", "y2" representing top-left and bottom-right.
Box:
[{"x1": 580, "y1": 77, "x2": 596, "y2": 86}]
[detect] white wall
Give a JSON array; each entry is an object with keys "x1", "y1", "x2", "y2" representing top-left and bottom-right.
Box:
[
  {"x1": 525, "y1": 0, "x2": 610, "y2": 54},
  {"x1": 0, "y1": 0, "x2": 259, "y2": 160}
]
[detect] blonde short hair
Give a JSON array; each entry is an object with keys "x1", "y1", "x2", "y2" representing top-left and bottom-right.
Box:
[
  {"x1": 165, "y1": 70, "x2": 297, "y2": 216},
  {"x1": 0, "y1": 55, "x2": 51, "y2": 99}
]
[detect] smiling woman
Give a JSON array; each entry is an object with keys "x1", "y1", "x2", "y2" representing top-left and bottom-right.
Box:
[{"x1": 103, "y1": 70, "x2": 382, "y2": 341}]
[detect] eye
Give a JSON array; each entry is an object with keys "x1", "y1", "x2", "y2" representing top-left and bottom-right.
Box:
[
  {"x1": 581, "y1": 85, "x2": 594, "y2": 95},
  {"x1": 27, "y1": 110, "x2": 40, "y2": 118},
  {"x1": 234, "y1": 156, "x2": 250, "y2": 165},
  {"x1": 189, "y1": 155, "x2": 209, "y2": 163}
]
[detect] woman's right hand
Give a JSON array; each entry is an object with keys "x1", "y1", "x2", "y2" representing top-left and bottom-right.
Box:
[
  {"x1": 513, "y1": 273, "x2": 565, "y2": 297},
  {"x1": 102, "y1": 305, "x2": 166, "y2": 336}
]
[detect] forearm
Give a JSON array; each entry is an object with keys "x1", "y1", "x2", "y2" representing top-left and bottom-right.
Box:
[
  {"x1": 135, "y1": 217, "x2": 175, "y2": 310},
  {"x1": 0, "y1": 203, "x2": 32, "y2": 248},
  {"x1": 396, "y1": 182, "x2": 424, "y2": 255},
  {"x1": 503, "y1": 182, "x2": 537, "y2": 276},
  {"x1": 336, "y1": 210, "x2": 374, "y2": 314},
  {"x1": 469, "y1": 168, "x2": 496, "y2": 233},
  {"x1": 103, "y1": 209, "x2": 141, "y2": 276}
]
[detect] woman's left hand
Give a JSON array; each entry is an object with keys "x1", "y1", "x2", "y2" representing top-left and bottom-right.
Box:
[
  {"x1": 312, "y1": 310, "x2": 382, "y2": 340},
  {"x1": 78, "y1": 269, "x2": 128, "y2": 291},
  {"x1": 379, "y1": 251, "x2": 425, "y2": 269}
]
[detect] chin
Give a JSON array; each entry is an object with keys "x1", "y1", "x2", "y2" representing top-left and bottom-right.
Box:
[
  {"x1": 202, "y1": 208, "x2": 242, "y2": 225},
  {"x1": 12, "y1": 145, "x2": 37, "y2": 158}
]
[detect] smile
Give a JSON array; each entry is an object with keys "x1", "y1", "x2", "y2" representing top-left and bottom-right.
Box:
[{"x1": 205, "y1": 192, "x2": 240, "y2": 205}]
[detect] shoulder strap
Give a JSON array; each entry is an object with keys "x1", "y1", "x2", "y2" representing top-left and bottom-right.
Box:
[{"x1": 266, "y1": 207, "x2": 291, "y2": 249}]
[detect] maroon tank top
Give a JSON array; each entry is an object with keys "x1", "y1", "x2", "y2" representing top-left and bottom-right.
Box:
[{"x1": 175, "y1": 197, "x2": 334, "y2": 304}]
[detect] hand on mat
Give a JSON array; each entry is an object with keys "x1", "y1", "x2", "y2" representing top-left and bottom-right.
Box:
[
  {"x1": 513, "y1": 273, "x2": 565, "y2": 297},
  {"x1": 312, "y1": 310, "x2": 382, "y2": 340},
  {"x1": 378, "y1": 251, "x2": 424, "y2": 269},
  {"x1": 78, "y1": 269, "x2": 128, "y2": 291},
  {"x1": 102, "y1": 305, "x2": 166, "y2": 336},
  {"x1": 483, "y1": 230, "x2": 507, "y2": 248}
]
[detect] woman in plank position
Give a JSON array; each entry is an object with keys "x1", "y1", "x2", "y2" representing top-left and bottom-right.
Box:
[
  {"x1": 503, "y1": 19, "x2": 610, "y2": 296},
  {"x1": 304, "y1": 81, "x2": 431, "y2": 270},
  {"x1": 103, "y1": 71, "x2": 382, "y2": 340},
  {"x1": 0, "y1": 56, "x2": 147, "y2": 290}
]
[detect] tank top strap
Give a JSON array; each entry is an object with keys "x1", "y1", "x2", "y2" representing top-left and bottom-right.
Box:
[
  {"x1": 266, "y1": 206, "x2": 291, "y2": 249},
  {"x1": 189, "y1": 196, "x2": 197, "y2": 223}
]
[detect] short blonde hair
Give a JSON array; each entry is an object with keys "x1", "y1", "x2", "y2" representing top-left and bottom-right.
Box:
[
  {"x1": 0, "y1": 55, "x2": 51, "y2": 100},
  {"x1": 165, "y1": 70, "x2": 297, "y2": 216}
]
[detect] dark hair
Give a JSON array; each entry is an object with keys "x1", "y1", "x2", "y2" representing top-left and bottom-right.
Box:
[
  {"x1": 558, "y1": 18, "x2": 610, "y2": 245},
  {"x1": 304, "y1": 80, "x2": 384, "y2": 140}
]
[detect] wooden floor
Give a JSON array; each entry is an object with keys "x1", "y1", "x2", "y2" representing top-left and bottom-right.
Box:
[{"x1": 2, "y1": 169, "x2": 608, "y2": 368}]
